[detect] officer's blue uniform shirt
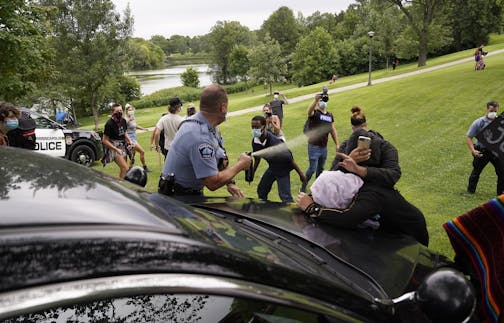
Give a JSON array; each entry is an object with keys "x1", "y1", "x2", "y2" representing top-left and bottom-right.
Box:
[
  {"x1": 162, "y1": 112, "x2": 226, "y2": 190},
  {"x1": 467, "y1": 116, "x2": 493, "y2": 148}
]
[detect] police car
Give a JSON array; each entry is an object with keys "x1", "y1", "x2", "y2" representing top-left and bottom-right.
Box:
[{"x1": 21, "y1": 108, "x2": 104, "y2": 166}]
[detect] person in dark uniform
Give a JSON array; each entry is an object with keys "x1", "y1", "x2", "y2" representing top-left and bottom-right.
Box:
[
  {"x1": 466, "y1": 101, "x2": 503, "y2": 195},
  {"x1": 101, "y1": 103, "x2": 133, "y2": 180},
  {"x1": 0, "y1": 102, "x2": 36, "y2": 150},
  {"x1": 160, "y1": 85, "x2": 251, "y2": 197}
]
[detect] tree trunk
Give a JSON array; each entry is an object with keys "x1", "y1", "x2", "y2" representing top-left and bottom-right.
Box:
[{"x1": 417, "y1": 33, "x2": 428, "y2": 67}]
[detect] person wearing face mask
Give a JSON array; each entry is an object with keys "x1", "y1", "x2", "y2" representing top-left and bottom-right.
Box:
[
  {"x1": 125, "y1": 104, "x2": 152, "y2": 172},
  {"x1": 0, "y1": 102, "x2": 36, "y2": 150},
  {"x1": 466, "y1": 101, "x2": 504, "y2": 195},
  {"x1": 262, "y1": 103, "x2": 285, "y2": 141},
  {"x1": 268, "y1": 91, "x2": 288, "y2": 126},
  {"x1": 151, "y1": 97, "x2": 184, "y2": 159},
  {"x1": 300, "y1": 93, "x2": 339, "y2": 193},
  {"x1": 101, "y1": 103, "x2": 134, "y2": 180},
  {"x1": 159, "y1": 85, "x2": 251, "y2": 197},
  {"x1": 251, "y1": 115, "x2": 306, "y2": 203}
]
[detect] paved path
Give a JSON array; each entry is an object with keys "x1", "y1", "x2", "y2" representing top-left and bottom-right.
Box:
[{"x1": 140, "y1": 49, "x2": 503, "y2": 133}]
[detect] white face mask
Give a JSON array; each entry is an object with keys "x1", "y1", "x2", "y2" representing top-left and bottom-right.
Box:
[
  {"x1": 274, "y1": 94, "x2": 279, "y2": 100},
  {"x1": 487, "y1": 111, "x2": 497, "y2": 120},
  {"x1": 319, "y1": 101, "x2": 327, "y2": 110}
]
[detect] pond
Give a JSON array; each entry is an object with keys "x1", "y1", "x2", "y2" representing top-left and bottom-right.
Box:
[{"x1": 128, "y1": 64, "x2": 213, "y2": 96}]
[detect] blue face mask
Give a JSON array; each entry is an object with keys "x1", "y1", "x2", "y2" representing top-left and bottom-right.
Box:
[
  {"x1": 319, "y1": 101, "x2": 327, "y2": 110},
  {"x1": 5, "y1": 119, "x2": 19, "y2": 131},
  {"x1": 251, "y1": 128, "x2": 262, "y2": 138}
]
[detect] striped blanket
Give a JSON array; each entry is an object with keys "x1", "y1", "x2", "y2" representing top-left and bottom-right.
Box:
[{"x1": 443, "y1": 195, "x2": 504, "y2": 323}]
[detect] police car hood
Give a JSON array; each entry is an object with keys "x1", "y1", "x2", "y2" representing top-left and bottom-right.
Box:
[{"x1": 175, "y1": 195, "x2": 448, "y2": 298}]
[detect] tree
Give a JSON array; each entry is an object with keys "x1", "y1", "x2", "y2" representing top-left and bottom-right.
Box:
[
  {"x1": 247, "y1": 34, "x2": 287, "y2": 94},
  {"x1": 228, "y1": 45, "x2": 250, "y2": 85},
  {"x1": 387, "y1": 0, "x2": 446, "y2": 67},
  {"x1": 446, "y1": 0, "x2": 502, "y2": 50},
  {"x1": 128, "y1": 38, "x2": 166, "y2": 70},
  {"x1": 45, "y1": 0, "x2": 133, "y2": 130},
  {"x1": 291, "y1": 27, "x2": 338, "y2": 86},
  {"x1": 260, "y1": 6, "x2": 301, "y2": 56},
  {"x1": 0, "y1": 0, "x2": 54, "y2": 102},
  {"x1": 180, "y1": 66, "x2": 200, "y2": 88},
  {"x1": 208, "y1": 21, "x2": 252, "y2": 84}
]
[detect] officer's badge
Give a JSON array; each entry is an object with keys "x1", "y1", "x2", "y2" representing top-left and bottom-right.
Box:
[{"x1": 198, "y1": 144, "x2": 214, "y2": 159}]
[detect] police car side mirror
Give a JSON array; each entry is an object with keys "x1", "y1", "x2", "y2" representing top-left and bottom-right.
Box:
[{"x1": 391, "y1": 268, "x2": 476, "y2": 323}]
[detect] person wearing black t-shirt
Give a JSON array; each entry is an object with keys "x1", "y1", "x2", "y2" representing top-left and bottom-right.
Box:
[
  {"x1": 300, "y1": 93, "x2": 339, "y2": 192},
  {"x1": 101, "y1": 103, "x2": 133, "y2": 179}
]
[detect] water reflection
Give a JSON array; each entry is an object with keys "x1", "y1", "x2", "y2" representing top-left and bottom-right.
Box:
[{"x1": 127, "y1": 64, "x2": 212, "y2": 95}]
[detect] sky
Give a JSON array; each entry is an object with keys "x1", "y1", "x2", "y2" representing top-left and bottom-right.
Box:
[{"x1": 111, "y1": 0, "x2": 355, "y2": 39}]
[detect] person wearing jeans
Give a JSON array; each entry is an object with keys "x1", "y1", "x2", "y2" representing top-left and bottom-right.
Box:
[{"x1": 300, "y1": 93, "x2": 339, "y2": 193}]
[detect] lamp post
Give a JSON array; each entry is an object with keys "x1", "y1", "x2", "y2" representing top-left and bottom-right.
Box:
[{"x1": 367, "y1": 31, "x2": 375, "y2": 86}]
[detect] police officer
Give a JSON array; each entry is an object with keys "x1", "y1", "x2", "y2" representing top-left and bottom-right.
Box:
[{"x1": 159, "y1": 85, "x2": 251, "y2": 197}]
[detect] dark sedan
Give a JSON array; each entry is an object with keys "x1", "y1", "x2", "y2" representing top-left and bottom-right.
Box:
[{"x1": 0, "y1": 147, "x2": 475, "y2": 322}]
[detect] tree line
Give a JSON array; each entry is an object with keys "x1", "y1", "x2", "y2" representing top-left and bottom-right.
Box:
[{"x1": 1, "y1": 0, "x2": 502, "y2": 129}]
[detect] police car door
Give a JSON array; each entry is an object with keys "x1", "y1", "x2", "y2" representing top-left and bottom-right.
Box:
[{"x1": 30, "y1": 113, "x2": 66, "y2": 157}]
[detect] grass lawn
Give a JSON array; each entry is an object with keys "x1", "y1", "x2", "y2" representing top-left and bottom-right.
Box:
[{"x1": 90, "y1": 35, "x2": 504, "y2": 258}]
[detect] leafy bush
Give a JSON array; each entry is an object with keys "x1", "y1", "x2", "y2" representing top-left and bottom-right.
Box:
[
  {"x1": 181, "y1": 66, "x2": 200, "y2": 88},
  {"x1": 223, "y1": 82, "x2": 249, "y2": 94}
]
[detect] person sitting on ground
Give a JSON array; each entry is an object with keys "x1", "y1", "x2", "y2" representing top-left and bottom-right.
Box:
[
  {"x1": 125, "y1": 103, "x2": 152, "y2": 172},
  {"x1": 262, "y1": 103, "x2": 285, "y2": 141},
  {"x1": 251, "y1": 115, "x2": 306, "y2": 203},
  {"x1": 0, "y1": 102, "x2": 36, "y2": 150}
]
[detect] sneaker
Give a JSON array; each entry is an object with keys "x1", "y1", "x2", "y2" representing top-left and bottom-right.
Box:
[{"x1": 143, "y1": 166, "x2": 153, "y2": 173}]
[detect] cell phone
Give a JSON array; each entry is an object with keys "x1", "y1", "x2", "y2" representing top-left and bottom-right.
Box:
[{"x1": 357, "y1": 136, "x2": 371, "y2": 149}]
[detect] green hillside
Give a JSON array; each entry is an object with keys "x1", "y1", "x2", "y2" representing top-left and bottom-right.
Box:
[{"x1": 92, "y1": 36, "x2": 504, "y2": 257}]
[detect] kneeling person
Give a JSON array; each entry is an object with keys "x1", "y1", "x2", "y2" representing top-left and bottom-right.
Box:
[{"x1": 251, "y1": 116, "x2": 306, "y2": 203}]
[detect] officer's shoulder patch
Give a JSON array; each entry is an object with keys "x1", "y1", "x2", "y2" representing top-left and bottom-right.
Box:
[{"x1": 198, "y1": 143, "x2": 214, "y2": 159}]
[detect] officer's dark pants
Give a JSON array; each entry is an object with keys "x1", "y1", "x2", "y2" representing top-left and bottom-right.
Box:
[{"x1": 467, "y1": 149, "x2": 504, "y2": 195}]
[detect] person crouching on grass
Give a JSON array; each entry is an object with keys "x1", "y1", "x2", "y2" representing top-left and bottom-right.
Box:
[
  {"x1": 101, "y1": 103, "x2": 134, "y2": 180},
  {"x1": 251, "y1": 116, "x2": 306, "y2": 203}
]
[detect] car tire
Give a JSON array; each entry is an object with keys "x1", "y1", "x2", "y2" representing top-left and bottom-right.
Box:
[{"x1": 70, "y1": 145, "x2": 96, "y2": 167}]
